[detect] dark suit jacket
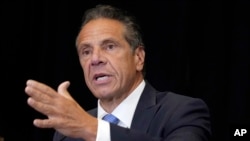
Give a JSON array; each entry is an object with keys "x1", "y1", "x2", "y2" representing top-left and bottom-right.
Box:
[{"x1": 53, "y1": 82, "x2": 211, "y2": 141}]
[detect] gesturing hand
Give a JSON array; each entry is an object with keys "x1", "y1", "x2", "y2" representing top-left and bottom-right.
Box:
[{"x1": 25, "y1": 79, "x2": 97, "y2": 140}]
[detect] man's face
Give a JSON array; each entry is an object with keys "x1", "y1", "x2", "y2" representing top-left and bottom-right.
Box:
[{"x1": 76, "y1": 18, "x2": 145, "y2": 100}]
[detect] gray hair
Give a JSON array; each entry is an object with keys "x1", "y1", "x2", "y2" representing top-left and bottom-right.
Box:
[{"x1": 79, "y1": 4, "x2": 145, "y2": 51}]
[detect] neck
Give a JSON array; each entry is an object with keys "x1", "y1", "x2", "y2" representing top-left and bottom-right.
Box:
[{"x1": 100, "y1": 76, "x2": 144, "y2": 113}]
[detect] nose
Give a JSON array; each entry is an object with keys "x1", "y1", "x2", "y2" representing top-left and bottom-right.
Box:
[{"x1": 91, "y1": 48, "x2": 105, "y2": 66}]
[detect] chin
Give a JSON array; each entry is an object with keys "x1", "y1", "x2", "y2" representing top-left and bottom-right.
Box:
[{"x1": 95, "y1": 91, "x2": 116, "y2": 100}]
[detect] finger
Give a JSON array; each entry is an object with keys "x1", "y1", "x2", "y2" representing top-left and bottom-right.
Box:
[
  {"x1": 26, "y1": 79, "x2": 56, "y2": 98},
  {"x1": 57, "y1": 81, "x2": 74, "y2": 100},
  {"x1": 27, "y1": 97, "x2": 54, "y2": 115},
  {"x1": 25, "y1": 86, "x2": 54, "y2": 104},
  {"x1": 33, "y1": 119, "x2": 54, "y2": 128}
]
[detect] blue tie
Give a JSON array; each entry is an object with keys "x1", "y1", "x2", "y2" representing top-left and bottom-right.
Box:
[{"x1": 102, "y1": 114, "x2": 120, "y2": 125}]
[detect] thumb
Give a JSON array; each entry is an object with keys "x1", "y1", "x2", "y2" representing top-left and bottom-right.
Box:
[{"x1": 57, "y1": 81, "x2": 74, "y2": 100}]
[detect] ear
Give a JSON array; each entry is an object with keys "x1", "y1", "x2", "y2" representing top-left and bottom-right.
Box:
[{"x1": 134, "y1": 46, "x2": 145, "y2": 71}]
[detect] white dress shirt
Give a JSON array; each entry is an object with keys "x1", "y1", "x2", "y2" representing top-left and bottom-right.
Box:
[{"x1": 96, "y1": 80, "x2": 146, "y2": 141}]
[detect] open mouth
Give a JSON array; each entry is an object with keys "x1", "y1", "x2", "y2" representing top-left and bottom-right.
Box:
[{"x1": 94, "y1": 73, "x2": 110, "y2": 81}]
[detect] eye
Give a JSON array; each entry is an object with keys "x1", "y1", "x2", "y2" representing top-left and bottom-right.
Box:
[
  {"x1": 81, "y1": 47, "x2": 92, "y2": 57},
  {"x1": 105, "y1": 43, "x2": 116, "y2": 50},
  {"x1": 83, "y1": 50, "x2": 90, "y2": 55}
]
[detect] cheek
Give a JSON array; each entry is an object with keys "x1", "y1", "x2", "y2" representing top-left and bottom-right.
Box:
[
  {"x1": 79, "y1": 60, "x2": 89, "y2": 76},
  {"x1": 116, "y1": 58, "x2": 136, "y2": 76},
  {"x1": 110, "y1": 56, "x2": 126, "y2": 69}
]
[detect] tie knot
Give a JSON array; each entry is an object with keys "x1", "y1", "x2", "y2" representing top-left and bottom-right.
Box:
[{"x1": 102, "y1": 114, "x2": 119, "y2": 125}]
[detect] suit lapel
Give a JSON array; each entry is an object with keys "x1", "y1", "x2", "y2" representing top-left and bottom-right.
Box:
[
  {"x1": 87, "y1": 82, "x2": 160, "y2": 133},
  {"x1": 131, "y1": 82, "x2": 160, "y2": 133}
]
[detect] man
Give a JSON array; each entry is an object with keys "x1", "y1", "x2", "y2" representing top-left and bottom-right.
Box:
[{"x1": 25, "y1": 4, "x2": 211, "y2": 141}]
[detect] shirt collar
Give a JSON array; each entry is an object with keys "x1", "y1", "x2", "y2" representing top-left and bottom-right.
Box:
[{"x1": 97, "y1": 80, "x2": 145, "y2": 128}]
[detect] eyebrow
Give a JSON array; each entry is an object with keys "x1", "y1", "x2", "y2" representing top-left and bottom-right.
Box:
[
  {"x1": 100, "y1": 38, "x2": 120, "y2": 46},
  {"x1": 77, "y1": 43, "x2": 91, "y2": 52},
  {"x1": 77, "y1": 37, "x2": 121, "y2": 50}
]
